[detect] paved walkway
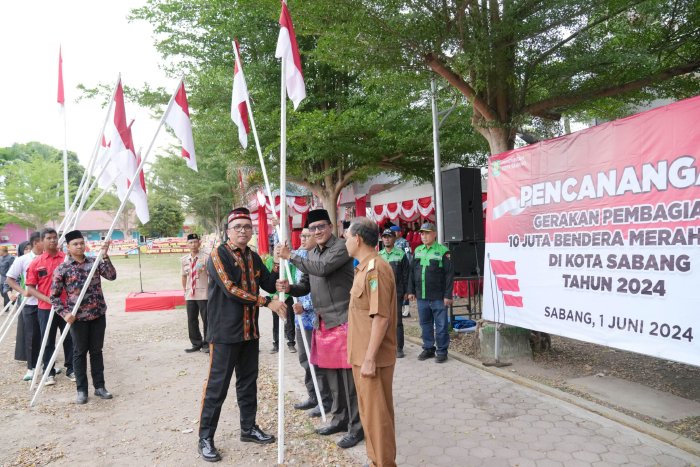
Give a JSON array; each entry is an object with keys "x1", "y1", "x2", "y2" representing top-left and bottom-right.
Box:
[{"x1": 261, "y1": 309, "x2": 699, "y2": 466}]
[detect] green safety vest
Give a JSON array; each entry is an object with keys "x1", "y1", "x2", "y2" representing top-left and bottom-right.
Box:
[{"x1": 414, "y1": 242, "x2": 449, "y2": 298}]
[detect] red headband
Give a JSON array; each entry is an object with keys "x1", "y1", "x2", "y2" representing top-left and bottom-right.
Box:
[{"x1": 228, "y1": 210, "x2": 251, "y2": 225}]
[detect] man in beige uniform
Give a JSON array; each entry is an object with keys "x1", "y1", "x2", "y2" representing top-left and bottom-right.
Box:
[
  {"x1": 345, "y1": 217, "x2": 397, "y2": 467},
  {"x1": 181, "y1": 233, "x2": 210, "y2": 354}
]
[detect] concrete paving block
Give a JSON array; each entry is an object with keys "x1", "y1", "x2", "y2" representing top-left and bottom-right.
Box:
[{"x1": 567, "y1": 375, "x2": 700, "y2": 422}]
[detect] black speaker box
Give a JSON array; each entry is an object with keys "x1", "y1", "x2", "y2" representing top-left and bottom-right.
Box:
[
  {"x1": 441, "y1": 167, "x2": 484, "y2": 242},
  {"x1": 447, "y1": 241, "x2": 485, "y2": 278}
]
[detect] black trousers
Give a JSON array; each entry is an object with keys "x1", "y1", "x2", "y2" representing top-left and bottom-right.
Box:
[
  {"x1": 22, "y1": 305, "x2": 41, "y2": 370},
  {"x1": 396, "y1": 295, "x2": 404, "y2": 351},
  {"x1": 324, "y1": 367, "x2": 363, "y2": 437},
  {"x1": 186, "y1": 300, "x2": 208, "y2": 347},
  {"x1": 272, "y1": 297, "x2": 295, "y2": 346},
  {"x1": 296, "y1": 326, "x2": 332, "y2": 410},
  {"x1": 37, "y1": 309, "x2": 74, "y2": 376},
  {"x1": 199, "y1": 339, "x2": 260, "y2": 439},
  {"x1": 69, "y1": 315, "x2": 106, "y2": 392}
]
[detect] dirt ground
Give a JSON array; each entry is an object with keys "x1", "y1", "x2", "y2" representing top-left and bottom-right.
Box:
[
  {"x1": 0, "y1": 255, "x2": 359, "y2": 467},
  {"x1": 403, "y1": 302, "x2": 700, "y2": 443}
]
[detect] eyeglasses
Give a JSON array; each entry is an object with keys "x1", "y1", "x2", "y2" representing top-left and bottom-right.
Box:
[
  {"x1": 308, "y1": 223, "x2": 330, "y2": 232},
  {"x1": 300, "y1": 234, "x2": 312, "y2": 239},
  {"x1": 229, "y1": 224, "x2": 253, "y2": 232}
]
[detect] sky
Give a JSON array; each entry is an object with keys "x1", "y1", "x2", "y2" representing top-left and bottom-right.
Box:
[{"x1": 0, "y1": 1, "x2": 174, "y2": 168}]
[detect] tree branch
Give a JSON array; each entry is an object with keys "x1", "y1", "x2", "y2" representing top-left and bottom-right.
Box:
[
  {"x1": 425, "y1": 53, "x2": 499, "y2": 122},
  {"x1": 523, "y1": 60, "x2": 700, "y2": 118}
]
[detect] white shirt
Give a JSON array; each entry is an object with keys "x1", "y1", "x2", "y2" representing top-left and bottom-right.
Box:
[{"x1": 6, "y1": 252, "x2": 38, "y2": 306}]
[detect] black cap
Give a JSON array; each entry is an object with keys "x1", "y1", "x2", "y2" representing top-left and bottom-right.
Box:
[
  {"x1": 307, "y1": 209, "x2": 331, "y2": 226},
  {"x1": 187, "y1": 233, "x2": 200, "y2": 241},
  {"x1": 65, "y1": 230, "x2": 84, "y2": 244},
  {"x1": 381, "y1": 229, "x2": 395, "y2": 237}
]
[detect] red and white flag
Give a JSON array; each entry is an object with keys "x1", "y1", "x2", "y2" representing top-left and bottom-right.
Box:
[
  {"x1": 231, "y1": 40, "x2": 251, "y2": 149},
  {"x1": 104, "y1": 79, "x2": 150, "y2": 224},
  {"x1": 164, "y1": 80, "x2": 197, "y2": 171},
  {"x1": 275, "y1": 1, "x2": 306, "y2": 109},
  {"x1": 57, "y1": 46, "x2": 65, "y2": 107}
]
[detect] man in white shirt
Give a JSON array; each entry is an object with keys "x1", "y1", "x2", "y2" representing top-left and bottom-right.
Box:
[
  {"x1": 180, "y1": 233, "x2": 210, "y2": 354},
  {"x1": 5, "y1": 232, "x2": 44, "y2": 381}
]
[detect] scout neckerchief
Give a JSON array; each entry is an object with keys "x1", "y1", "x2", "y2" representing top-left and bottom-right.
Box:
[{"x1": 189, "y1": 254, "x2": 199, "y2": 297}]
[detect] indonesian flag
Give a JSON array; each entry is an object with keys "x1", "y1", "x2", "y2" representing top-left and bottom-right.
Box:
[
  {"x1": 275, "y1": 1, "x2": 306, "y2": 109},
  {"x1": 57, "y1": 46, "x2": 65, "y2": 107},
  {"x1": 231, "y1": 40, "x2": 251, "y2": 149},
  {"x1": 164, "y1": 80, "x2": 197, "y2": 171},
  {"x1": 104, "y1": 79, "x2": 150, "y2": 224}
]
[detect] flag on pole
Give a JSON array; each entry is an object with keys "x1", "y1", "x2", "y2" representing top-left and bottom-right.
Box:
[
  {"x1": 231, "y1": 40, "x2": 251, "y2": 149},
  {"x1": 57, "y1": 46, "x2": 65, "y2": 106},
  {"x1": 164, "y1": 80, "x2": 198, "y2": 171},
  {"x1": 104, "y1": 79, "x2": 150, "y2": 224},
  {"x1": 275, "y1": 1, "x2": 306, "y2": 109}
]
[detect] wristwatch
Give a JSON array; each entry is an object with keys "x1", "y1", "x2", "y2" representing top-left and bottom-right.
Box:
[{"x1": 263, "y1": 296, "x2": 272, "y2": 307}]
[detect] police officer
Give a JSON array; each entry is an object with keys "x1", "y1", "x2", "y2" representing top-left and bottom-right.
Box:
[
  {"x1": 345, "y1": 217, "x2": 397, "y2": 467},
  {"x1": 407, "y1": 222, "x2": 454, "y2": 363},
  {"x1": 378, "y1": 229, "x2": 409, "y2": 358}
]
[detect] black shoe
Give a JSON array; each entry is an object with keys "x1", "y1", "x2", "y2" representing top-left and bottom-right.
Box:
[
  {"x1": 185, "y1": 346, "x2": 202, "y2": 353},
  {"x1": 396, "y1": 349, "x2": 405, "y2": 358},
  {"x1": 287, "y1": 344, "x2": 297, "y2": 353},
  {"x1": 418, "y1": 349, "x2": 435, "y2": 361},
  {"x1": 201, "y1": 346, "x2": 210, "y2": 354},
  {"x1": 294, "y1": 398, "x2": 317, "y2": 410},
  {"x1": 76, "y1": 391, "x2": 88, "y2": 405},
  {"x1": 198, "y1": 437, "x2": 221, "y2": 462},
  {"x1": 270, "y1": 343, "x2": 279, "y2": 354},
  {"x1": 240, "y1": 425, "x2": 275, "y2": 444},
  {"x1": 435, "y1": 354, "x2": 448, "y2": 363},
  {"x1": 308, "y1": 406, "x2": 323, "y2": 418},
  {"x1": 337, "y1": 431, "x2": 364, "y2": 449},
  {"x1": 94, "y1": 387, "x2": 113, "y2": 399},
  {"x1": 316, "y1": 424, "x2": 347, "y2": 436}
]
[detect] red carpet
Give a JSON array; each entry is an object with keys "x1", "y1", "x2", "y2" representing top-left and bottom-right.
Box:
[{"x1": 125, "y1": 290, "x2": 185, "y2": 312}]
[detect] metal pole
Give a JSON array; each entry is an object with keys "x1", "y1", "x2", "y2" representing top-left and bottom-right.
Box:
[
  {"x1": 31, "y1": 78, "x2": 181, "y2": 407},
  {"x1": 431, "y1": 77, "x2": 444, "y2": 244},
  {"x1": 277, "y1": 52, "x2": 287, "y2": 466},
  {"x1": 284, "y1": 262, "x2": 326, "y2": 422},
  {"x1": 233, "y1": 41, "x2": 278, "y2": 221}
]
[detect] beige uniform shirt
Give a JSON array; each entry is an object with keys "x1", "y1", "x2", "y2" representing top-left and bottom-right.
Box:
[
  {"x1": 181, "y1": 251, "x2": 210, "y2": 301},
  {"x1": 348, "y1": 252, "x2": 397, "y2": 367}
]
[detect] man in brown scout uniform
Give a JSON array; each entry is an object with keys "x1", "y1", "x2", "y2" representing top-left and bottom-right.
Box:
[{"x1": 345, "y1": 217, "x2": 397, "y2": 467}]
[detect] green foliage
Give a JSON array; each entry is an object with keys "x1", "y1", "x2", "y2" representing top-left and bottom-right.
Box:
[
  {"x1": 294, "y1": 0, "x2": 700, "y2": 152},
  {"x1": 137, "y1": 194, "x2": 185, "y2": 238},
  {"x1": 0, "y1": 142, "x2": 83, "y2": 188},
  {"x1": 129, "y1": 0, "x2": 488, "y2": 220},
  {"x1": 0, "y1": 153, "x2": 66, "y2": 229}
]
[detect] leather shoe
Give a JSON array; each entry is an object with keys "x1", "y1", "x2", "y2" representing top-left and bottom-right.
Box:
[
  {"x1": 294, "y1": 398, "x2": 317, "y2": 410},
  {"x1": 396, "y1": 349, "x2": 405, "y2": 358},
  {"x1": 94, "y1": 387, "x2": 113, "y2": 399},
  {"x1": 76, "y1": 391, "x2": 88, "y2": 405},
  {"x1": 316, "y1": 424, "x2": 347, "y2": 436},
  {"x1": 201, "y1": 346, "x2": 210, "y2": 354},
  {"x1": 240, "y1": 425, "x2": 275, "y2": 444},
  {"x1": 337, "y1": 431, "x2": 364, "y2": 449},
  {"x1": 198, "y1": 437, "x2": 221, "y2": 462},
  {"x1": 185, "y1": 346, "x2": 202, "y2": 353},
  {"x1": 417, "y1": 349, "x2": 435, "y2": 360},
  {"x1": 435, "y1": 354, "x2": 448, "y2": 363},
  {"x1": 308, "y1": 406, "x2": 323, "y2": 418}
]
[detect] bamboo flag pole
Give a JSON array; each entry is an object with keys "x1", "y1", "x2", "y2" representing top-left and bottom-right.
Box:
[{"x1": 30, "y1": 78, "x2": 181, "y2": 407}]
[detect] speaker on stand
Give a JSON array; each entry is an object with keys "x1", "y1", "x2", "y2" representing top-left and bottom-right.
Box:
[{"x1": 440, "y1": 167, "x2": 485, "y2": 321}]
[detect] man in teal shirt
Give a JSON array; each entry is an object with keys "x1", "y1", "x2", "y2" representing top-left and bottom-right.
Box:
[
  {"x1": 378, "y1": 228, "x2": 409, "y2": 358},
  {"x1": 407, "y1": 222, "x2": 454, "y2": 363}
]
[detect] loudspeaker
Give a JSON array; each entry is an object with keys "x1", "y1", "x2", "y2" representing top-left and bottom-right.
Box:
[
  {"x1": 441, "y1": 167, "x2": 484, "y2": 242},
  {"x1": 447, "y1": 241, "x2": 484, "y2": 278}
]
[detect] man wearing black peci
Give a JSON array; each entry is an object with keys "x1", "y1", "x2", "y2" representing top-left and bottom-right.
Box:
[{"x1": 197, "y1": 207, "x2": 288, "y2": 463}]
